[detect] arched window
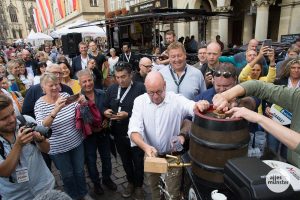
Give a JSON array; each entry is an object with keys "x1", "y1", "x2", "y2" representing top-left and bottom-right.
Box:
[{"x1": 8, "y1": 4, "x2": 18, "y2": 23}]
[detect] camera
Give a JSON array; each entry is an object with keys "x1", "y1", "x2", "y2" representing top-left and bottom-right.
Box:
[{"x1": 24, "y1": 122, "x2": 52, "y2": 139}]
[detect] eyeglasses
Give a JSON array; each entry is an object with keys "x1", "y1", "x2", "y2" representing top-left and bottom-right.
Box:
[
  {"x1": 213, "y1": 71, "x2": 235, "y2": 78},
  {"x1": 142, "y1": 64, "x2": 153, "y2": 69},
  {"x1": 147, "y1": 90, "x2": 164, "y2": 96}
]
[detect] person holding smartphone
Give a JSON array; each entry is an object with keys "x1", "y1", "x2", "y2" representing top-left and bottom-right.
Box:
[
  {"x1": 200, "y1": 42, "x2": 222, "y2": 89},
  {"x1": 34, "y1": 73, "x2": 93, "y2": 200},
  {"x1": 103, "y1": 62, "x2": 146, "y2": 199}
]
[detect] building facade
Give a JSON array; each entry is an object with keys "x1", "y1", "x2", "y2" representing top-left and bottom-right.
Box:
[
  {"x1": 0, "y1": 0, "x2": 36, "y2": 43},
  {"x1": 105, "y1": 0, "x2": 300, "y2": 48},
  {"x1": 52, "y1": 0, "x2": 105, "y2": 30}
]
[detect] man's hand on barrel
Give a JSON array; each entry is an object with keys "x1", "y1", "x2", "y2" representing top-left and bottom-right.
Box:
[
  {"x1": 226, "y1": 107, "x2": 260, "y2": 123},
  {"x1": 145, "y1": 144, "x2": 158, "y2": 157},
  {"x1": 194, "y1": 100, "x2": 210, "y2": 114},
  {"x1": 212, "y1": 93, "x2": 231, "y2": 112}
]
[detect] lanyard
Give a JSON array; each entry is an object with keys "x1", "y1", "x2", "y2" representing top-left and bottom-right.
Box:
[
  {"x1": 169, "y1": 65, "x2": 187, "y2": 93},
  {"x1": 124, "y1": 52, "x2": 131, "y2": 62},
  {"x1": 116, "y1": 82, "x2": 132, "y2": 112}
]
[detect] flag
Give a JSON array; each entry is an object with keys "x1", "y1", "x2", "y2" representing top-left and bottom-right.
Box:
[
  {"x1": 44, "y1": 0, "x2": 54, "y2": 24},
  {"x1": 69, "y1": 0, "x2": 78, "y2": 11},
  {"x1": 33, "y1": 8, "x2": 42, "y2": 32},
  {"x1": 57, "y1": 0, "x2": 66, "y2": 18},
  {"x1": 36, "y1": 0, "x2": 48, "y2": 28}
]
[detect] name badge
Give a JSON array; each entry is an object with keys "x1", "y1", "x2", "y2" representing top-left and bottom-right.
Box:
[
  {"x1": 270, "y1": 104, "x2": 292, "y2": 126},
  {"x1": 16, "y1": 167, "x2": 29, "y2": 183}
]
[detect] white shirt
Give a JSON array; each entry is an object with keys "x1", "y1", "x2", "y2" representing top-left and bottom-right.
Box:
[
  {"x1": 108, "y1": 56, "x2": 119, "y2": 75},
  {"x1": 128, "y1": 91, "x2": 195, "y2": 154},
  {"x1": 81, "y1": 56, "x2": 88, "y2": 69}
]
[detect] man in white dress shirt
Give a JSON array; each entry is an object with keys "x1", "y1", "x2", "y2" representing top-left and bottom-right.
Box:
[{"x1": 128, "y1": 71, "x2": 209, "y2": 200}]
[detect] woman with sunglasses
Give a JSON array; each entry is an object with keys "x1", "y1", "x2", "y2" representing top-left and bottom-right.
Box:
[
  {"x1": 264, "y1": 57, "x2": 300, "y2": 159},
  {"x1": 238, "y1": 46, "x2": 276, "y2": 83}
]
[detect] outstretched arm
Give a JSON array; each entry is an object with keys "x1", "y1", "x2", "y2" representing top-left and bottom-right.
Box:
[{"x1": 227, "y1": 107, "x2": 300, "y2": 152}]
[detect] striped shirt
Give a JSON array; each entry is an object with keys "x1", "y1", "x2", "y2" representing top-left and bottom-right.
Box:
[{"x1": 34, "y1": 92, "x2": 83, "y2": 155}]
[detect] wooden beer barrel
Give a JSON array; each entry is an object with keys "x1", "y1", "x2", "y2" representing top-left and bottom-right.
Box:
[{"x1": 189, "y1": 107, "x2": 249, "y2": 184}]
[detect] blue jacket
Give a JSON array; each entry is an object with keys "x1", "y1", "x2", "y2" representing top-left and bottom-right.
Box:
[{"x1": 82, "y1": 89, "x2": 106, "y2": 115}]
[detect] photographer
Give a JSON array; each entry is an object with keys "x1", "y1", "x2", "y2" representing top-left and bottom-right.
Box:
[{"x1": 0, "y1": 94, "x2": 55, "y2": 200}]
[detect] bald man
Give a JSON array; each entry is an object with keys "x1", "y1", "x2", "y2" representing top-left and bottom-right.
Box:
[
  {"x1": 22, "y1": 49, "x2": 37, "y2": 76},
  {"x1": 200, "y1": 42, "x2": 222, "y2": 88},
  {"x1": 219, "y1": 38, "x2": 268, "y2": 74},
  {"x1": 133, "y1": 57, "x2": 153, "y2": 83},
  {"x1": 128, "y1": 71, "x2": 209, "y2": 200}
]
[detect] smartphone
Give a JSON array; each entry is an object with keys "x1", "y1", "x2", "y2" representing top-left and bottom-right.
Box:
[
  {"x1": 111, "y1": 111, "x2": 118, "y2": 115},
  {"x1": 65, "y1": 93, "x2": 80, "y2": 104},
  {"x1": 263, "y1": 39, "x2": 272, "y2": 47}
]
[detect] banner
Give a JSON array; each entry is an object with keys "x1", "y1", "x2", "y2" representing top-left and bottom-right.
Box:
[
  {"x1": 57, "y1": 0, "x2": 66, "y2": 18},
  {"x1": 33, "y1": 8, "x2": 42, "y2": 32},
  {"x1": 69, "y1": 0, "x2": 78, "y2": 11},
  {"x1": 44, "y1": 0, "x2": 54, "y2": 24},
  {"x1": 36, "y1": 0, "x2": 48, "y2": 28}
]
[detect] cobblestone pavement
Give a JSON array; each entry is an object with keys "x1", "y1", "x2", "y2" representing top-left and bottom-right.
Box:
[{"x1": 53, "y1": 154, "x2": 152, "y2": 200}]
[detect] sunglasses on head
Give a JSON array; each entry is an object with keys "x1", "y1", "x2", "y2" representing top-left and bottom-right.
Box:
[{"x1": 213, "y1": 71, "x2": 234, "y2": 78}]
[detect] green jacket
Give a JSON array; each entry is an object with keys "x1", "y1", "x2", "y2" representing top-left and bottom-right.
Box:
[{"x1": 240, "y1": 80, "x2": 300, "y2": 167}]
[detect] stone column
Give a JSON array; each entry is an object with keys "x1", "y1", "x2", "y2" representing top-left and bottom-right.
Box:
[
  {"x1": 189, "y1": 0, "x2": 198, "y2": 41},
  {"x1": 254, "y1": 0, "x2": 275, "y2": 40},
  {"x1": 214, "y1": 6, "x2": 233, "y2": 49},
  {"x1": 242, "y1": 14, "x2": 254, "y2": 44}
]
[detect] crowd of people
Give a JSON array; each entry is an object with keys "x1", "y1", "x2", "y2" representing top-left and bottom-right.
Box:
[{"x1": 0, "y1": 32, "x2": 300, "y2": 200}]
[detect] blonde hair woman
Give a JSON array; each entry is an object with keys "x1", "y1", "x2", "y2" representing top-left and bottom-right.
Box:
[{"x1": 34, "y1": 73, "x2": 92, "y2": 200}]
